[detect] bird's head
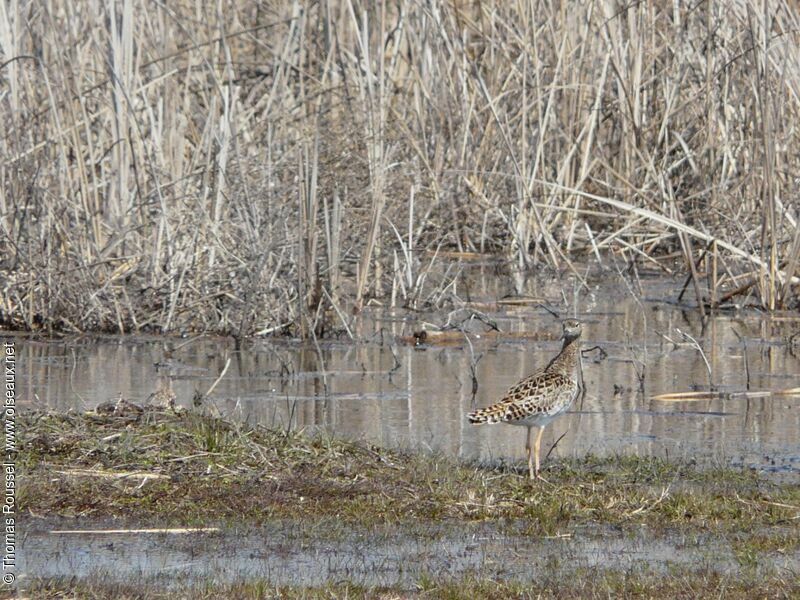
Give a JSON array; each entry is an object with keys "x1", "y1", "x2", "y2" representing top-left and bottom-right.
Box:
[{"x1": 562, "y1": 318, "x2": 583, "y2": 341}]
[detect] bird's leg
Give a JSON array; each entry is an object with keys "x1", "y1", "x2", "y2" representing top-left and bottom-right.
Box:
[
  {"x1": 534, "y1": 426, "x2": 546, "y2": 481},
  {"x1": 526, "y1": 426, "x2": 533, "y2": 479}
]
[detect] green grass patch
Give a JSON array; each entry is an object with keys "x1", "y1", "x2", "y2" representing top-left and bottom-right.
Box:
[{"x1": 20, "y1": 410, "x2": 800, "y2": 535}]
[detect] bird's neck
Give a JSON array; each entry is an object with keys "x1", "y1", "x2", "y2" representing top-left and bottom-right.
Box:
[{"x1": 546, "y1": 335, "x2": 581, "y2": 377}]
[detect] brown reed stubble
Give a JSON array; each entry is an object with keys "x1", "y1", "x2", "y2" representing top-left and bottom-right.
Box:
[{"x1": 1, "y1": 0, "x2": 799, "y2": 337}]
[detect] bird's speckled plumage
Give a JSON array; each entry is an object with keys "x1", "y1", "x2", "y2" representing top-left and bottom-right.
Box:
[{"x1": 467, "y1": 319, "x2": 583, "y2": 479}]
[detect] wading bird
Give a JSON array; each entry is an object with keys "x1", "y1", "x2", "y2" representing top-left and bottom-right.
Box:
[{"x1": 467, "y1": 319, "x2": 583, "y2": 480}]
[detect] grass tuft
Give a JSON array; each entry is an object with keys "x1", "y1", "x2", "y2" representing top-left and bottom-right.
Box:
[{"x1": 20, "y1": 410, "x2": 800, "y2": 535}]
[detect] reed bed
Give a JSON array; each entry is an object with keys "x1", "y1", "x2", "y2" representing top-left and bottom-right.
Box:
[{"x1": 2, "y1": 0, "x2": 799, "y2": 337}]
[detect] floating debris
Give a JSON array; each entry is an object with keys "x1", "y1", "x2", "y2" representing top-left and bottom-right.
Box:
[
  {"x1": 772, "y1": 387, "x2": 800, "y2": 396},
  {"x1": 399, "y1": 329, "x2": 555, "y2": 346},
  {"x1": 652, "y1": 390, "x2": 790, "y2": 402},
  {"x1": 650, "y1": 391, "x2": 724, "y2": 402}
]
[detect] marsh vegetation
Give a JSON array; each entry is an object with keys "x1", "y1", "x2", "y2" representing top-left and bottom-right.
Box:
[
  {"x1": 8, "y1": 1, "x2": 800, "y2": 596},
  {"x1": 22, "y1": 409, "x2": 800, "y2": 531},
  {"x1": 21, "y1": 409, "x2": 800, "y2": 596},
  {"x1": 3, "y1": 0, "x2": 800, "y2": 337}
]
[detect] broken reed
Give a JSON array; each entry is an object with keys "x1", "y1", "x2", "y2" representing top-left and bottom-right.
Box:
[{"x1": 2, "y1": 0, "x2": 799, "y2": 337}]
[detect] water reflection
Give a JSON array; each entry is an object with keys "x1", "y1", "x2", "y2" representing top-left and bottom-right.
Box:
[{"x1": 13, "y1": 271, "x2": 800, "y2": 475}]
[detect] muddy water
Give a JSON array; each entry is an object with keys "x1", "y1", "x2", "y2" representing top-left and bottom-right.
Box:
[{"x1": 15, "y1": 271, "x2": 800, "y2": 475}]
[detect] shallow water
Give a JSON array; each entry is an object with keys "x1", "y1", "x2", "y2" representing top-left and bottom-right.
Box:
[
  {"x1": 14, "y1": 269, "x2": 800, "y2": 475},
  {"x1": 22, "y1": 518, "x2": 798, "y2": 587},
  {"x1": 14, "y1": 267, "x2": 800, "y2": 588}
]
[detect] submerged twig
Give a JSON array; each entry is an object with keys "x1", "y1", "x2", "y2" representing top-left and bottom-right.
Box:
[
  {"x1": 676, "y1": 328, "x2": 713, "y2": 387},
  {"x1": 204, "y1": 357, "x2": 232, "y2": 398}
]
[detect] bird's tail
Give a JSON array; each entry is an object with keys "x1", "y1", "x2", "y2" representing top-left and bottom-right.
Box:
[{"x1": 467, "y1": 403, "x2": 507, "y2": 424}]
